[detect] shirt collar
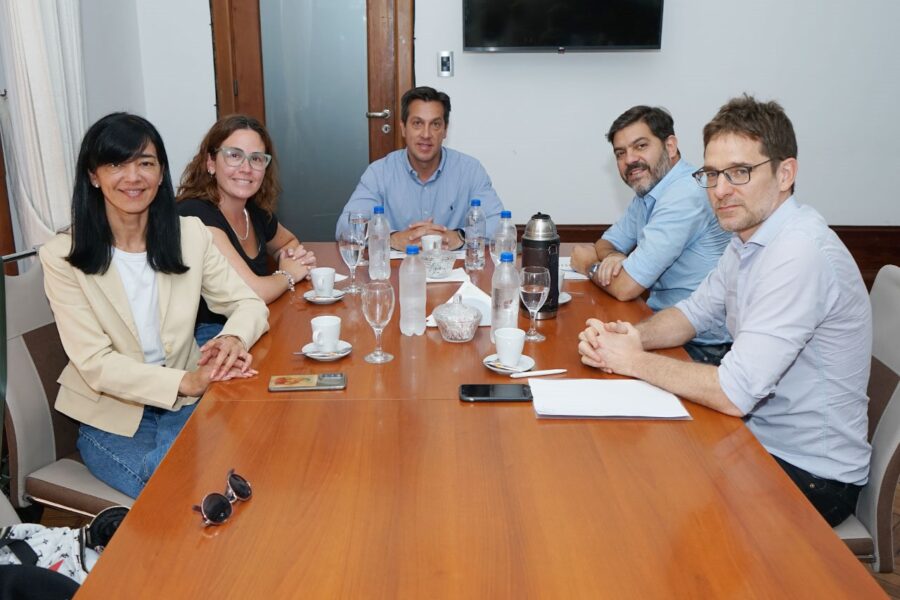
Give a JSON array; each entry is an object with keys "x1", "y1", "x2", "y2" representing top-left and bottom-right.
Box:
[
  {"x1": 405, "y1": 147, "x2": 447, "y2": 184},
  {"x1": 744, "y1": 195, "x2": 798, "y2": 248}
]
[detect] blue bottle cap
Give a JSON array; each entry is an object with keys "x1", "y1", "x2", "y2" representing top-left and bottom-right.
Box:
[
  {"x1": 500, "y1": 252, "x2": 513, "y2": 262},
  {"x1": 406, "y1": 245, "x2": 419, "y2": 255},
  {"x1": 500, "y1": 210, "x2": 511, "y2": 219},
  {"x1": 470, "y1": 199, "x2": 481, "y2": 207},
  {"x1": 373, "y1": 206, "x2": 384, "y2": 214}
]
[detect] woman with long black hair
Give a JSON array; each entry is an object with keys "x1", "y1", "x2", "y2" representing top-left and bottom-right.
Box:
[{"x1": 40, "y1": 113, "x2": 269, "y2": 498}]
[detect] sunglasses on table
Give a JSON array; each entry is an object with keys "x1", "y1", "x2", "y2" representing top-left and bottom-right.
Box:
[{"x1": 193, "y1": 469, "x2": 252, "y2": 526}]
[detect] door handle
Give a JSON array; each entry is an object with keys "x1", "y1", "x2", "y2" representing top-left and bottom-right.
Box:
[{"x1": 365, "y1": 109, "x2": 391, "y2": 120}]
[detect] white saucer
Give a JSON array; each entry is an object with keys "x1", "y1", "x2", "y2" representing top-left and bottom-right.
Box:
[
  {"x1": 297, "y1": 340, "x2": 352, "y2": 361},
  {"x1": 303, "y1": 289, "x2": 345, "y2": 305},
  {"x1": 558, "y1": 291, "x2": 572, "y2": 305},
  {"x1": 482, "y1": 353, "x2": 535, "y2": 374}
]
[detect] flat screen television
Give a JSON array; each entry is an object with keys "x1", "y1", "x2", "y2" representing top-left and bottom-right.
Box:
[{"x1": 463, "y1": 0, "x2": 664, "y2": 52}]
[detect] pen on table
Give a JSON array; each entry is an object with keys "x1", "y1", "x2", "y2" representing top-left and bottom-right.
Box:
[{"x1": 510, "y1": 369, "x2": 567, "y2": 379}]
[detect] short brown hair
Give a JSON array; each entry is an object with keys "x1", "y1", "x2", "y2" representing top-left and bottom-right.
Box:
[
  {"x1": 401, "y1": 86, "x2": 451, "y2": 125},
  {"x1": 176, "y1": 114, "x2": 281, "y2": 215},
  {"x1": 703, "y1": 94, "x2": 798, "y2": 164}
]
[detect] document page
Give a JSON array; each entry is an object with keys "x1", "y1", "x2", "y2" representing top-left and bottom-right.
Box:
[{"x1": 530, "y1": 378, "x2": 691, "y2": 419}]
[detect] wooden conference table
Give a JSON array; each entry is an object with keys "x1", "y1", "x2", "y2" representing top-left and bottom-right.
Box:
[{"x1": 77, "y1": 243, "x2": 883, "y2": 599}]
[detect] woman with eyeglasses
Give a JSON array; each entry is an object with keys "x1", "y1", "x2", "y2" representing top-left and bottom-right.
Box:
[
  {"x1": 39, "y1": 113, "x2": 269, "y2": 498},
  {"x1": 177, "y1": 115, "x2": 316, "y2": 345}
]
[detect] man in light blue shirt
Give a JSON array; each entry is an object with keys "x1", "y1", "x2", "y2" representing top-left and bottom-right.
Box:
[
  {"x1": 578, "y1": 96, "x2": 872, "y2": 526},
  {"x1": 570, "y1": 106, "x2": 731, "y2": 362},
  {"x1": 336, "y1": 86, "x2": 503, "y2": 250}
]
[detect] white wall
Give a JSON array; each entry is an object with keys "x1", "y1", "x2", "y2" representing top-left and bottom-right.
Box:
[
  {"x1": 415, "y1": 1, "x2": 900, "y2": 226},
  {"x1": 79, "y1": 0, "x2": 216, "y2": 180}
]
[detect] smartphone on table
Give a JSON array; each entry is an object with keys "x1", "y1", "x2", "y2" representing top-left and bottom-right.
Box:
[
  {"x1": 459, "y1": 384, "x2": 532, "y2": 402},
  {"x1": 269, "y1": 373, "x2": 347, "y2": 391}
]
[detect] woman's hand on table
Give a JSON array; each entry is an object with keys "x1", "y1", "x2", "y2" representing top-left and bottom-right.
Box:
[
  {"x1": 198, "y1": 334, "x2": 255, "y2": 379},
  {"x1": 278, "y1": 245, "x2": 316, "y2": 280}
]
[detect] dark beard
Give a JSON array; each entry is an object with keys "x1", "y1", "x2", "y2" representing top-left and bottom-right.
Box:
[{"x1": 627, "y1": 152, "x2": 671, "y2": 197}]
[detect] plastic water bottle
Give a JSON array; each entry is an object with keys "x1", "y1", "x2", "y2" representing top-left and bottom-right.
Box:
[
  {"x1": 368, "y1": 206, "x2": 390, "y2": 280},
  {"x1": 491, "y1": 251, "x2": 519, "y2": 343},
  {"x1": 491, "y1": 210, "x2": 517, "y2": 266},
  {"x1": 464, "y1": 199, "x2": 486, "y2": 271},
  {"x1": 399, "y1": 245, "x2": 426, "y2": 336}
]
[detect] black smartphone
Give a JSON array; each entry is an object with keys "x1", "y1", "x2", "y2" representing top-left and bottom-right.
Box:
[{"x1": 459, "y1": 384, "x2": 533, "y2": 402}]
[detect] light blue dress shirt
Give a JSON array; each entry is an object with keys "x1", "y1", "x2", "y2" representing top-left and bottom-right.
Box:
[
  {"x1": 602, "y1": 159, "x2": 731, "y2": 345},
  {"x1": 676, "y1": 198, "x2": 872, "y2": 484},
  {"x1": 336, "y1": 147, "x2": 504, "y2": 240}
]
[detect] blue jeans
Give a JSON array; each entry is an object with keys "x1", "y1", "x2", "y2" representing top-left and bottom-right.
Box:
[
  {"x1": 195, "y1": 322, "x2": 225, "y2": 347},
  {"x1": 773, "y1": 455, "x2": 861, "y2": 526},
  {"x1": 77, "y1": 403, "x2": 198, "y2": 498}
]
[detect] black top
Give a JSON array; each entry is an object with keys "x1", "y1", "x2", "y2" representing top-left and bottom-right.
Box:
[{"x1": 178, "y1": 198, "x2": 279, "y2": 325}]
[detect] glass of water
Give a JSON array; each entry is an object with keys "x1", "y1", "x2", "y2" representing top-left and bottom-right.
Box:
[
  {"x1": 348, "y1": 211, "x2": 370, "y2": 266},
  {"x1": 361, "y1": 281, "x2": 395, "y2": 363},
  {"x1": 339, "y1": 230, "x2": 364, "y2": 294},
  {"x1": 519, "y1": 266, "x2": 550, "y2": 341}
]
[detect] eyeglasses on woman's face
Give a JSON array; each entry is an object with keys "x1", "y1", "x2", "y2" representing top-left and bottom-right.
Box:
[{"x1": 217, "y1": 146, "x2": 272, "y2": 171}]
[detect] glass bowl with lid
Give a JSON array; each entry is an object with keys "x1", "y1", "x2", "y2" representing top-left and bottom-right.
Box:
[{"x1": 432, "y1": 296, "x2": 481, "y2": 343}]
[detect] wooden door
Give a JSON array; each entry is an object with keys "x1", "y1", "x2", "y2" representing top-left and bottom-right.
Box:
[{"x1": 210, "y1": 0, "x2": 413, "y2": 163}]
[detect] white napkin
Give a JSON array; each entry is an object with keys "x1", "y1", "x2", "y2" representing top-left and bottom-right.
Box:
[
  {"x1": 334, "y1": 273, "x2": 349, "y2": 282},
  {"x1": 426, "y1": 280, "x2": 493, "y2": 327},
  {"x1": 559, "y1": 256, "x2": 589, "y2": 280},
  {"x1": 427, "y1": 267, "x2": 469, "y2": 284}
]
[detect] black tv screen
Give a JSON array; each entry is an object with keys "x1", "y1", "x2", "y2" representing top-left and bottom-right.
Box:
[{"x1": 463, "y1": 0, "x2": 664, "y2": 52}]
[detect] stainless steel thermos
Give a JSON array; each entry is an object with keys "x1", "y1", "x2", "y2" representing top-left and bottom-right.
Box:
[{"x1": 521, "y1": 212, "x2": 560, "y2": 319}]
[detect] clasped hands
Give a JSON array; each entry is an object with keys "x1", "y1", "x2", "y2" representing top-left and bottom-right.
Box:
[
  {"x1": 278, "y1": 244, "x2": 316, "y2": 281},
  {"x1": 180, "y1": 335, "x2": 257, "y2": 397},
  {"x1": 577, "y1": 318, "x2": 644, "y2": 376},
  {"x1": 390, "y1": 218, "x2": 463, "y2": 251}
]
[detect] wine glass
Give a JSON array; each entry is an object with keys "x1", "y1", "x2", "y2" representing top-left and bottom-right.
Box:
[
  {"x1": 339, "y1": 230, "x2": 364, "y2": 294},
  {"x1": 349, "y1": 211, "x2": 370, "y2": 266},
  {"x1": 519, "y1": 266, "x2": 550, "y2": 342},
  {"x1": 361, "y1": 281, "x2": 395, "y2": 363}
]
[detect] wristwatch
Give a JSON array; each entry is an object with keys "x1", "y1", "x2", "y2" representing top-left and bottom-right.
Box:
[{"x1": 587, "y1": 262, "x2": 602, "y2": 282}]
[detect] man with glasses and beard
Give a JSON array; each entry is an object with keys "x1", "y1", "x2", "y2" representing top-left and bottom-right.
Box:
[{"x1": 571, "y1": 105, "x2": 732, "y2": 364}]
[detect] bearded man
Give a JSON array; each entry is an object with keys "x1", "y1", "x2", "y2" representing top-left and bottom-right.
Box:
[{"x1": 570, "y1": 105, "x2": 731, "y2": 363}]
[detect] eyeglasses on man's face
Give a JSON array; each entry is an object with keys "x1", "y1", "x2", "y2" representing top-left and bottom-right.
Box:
[
  {"x1": 217, "y1": 146, "x2": 272, "y2": 171},
  {"x1": 692, "y1": 159, "x2": 773, "y2": 188}
]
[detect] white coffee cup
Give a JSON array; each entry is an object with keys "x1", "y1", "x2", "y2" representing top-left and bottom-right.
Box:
[
  {"x1": 421, "y1": 234, "x2": 442, "y2": 252},
  {"x1": 558, "y1": 267, "x2": 565, "y2": 293},
  {"x1": 494, "y1": 327, "x2": 526, "y2": 368},
  {"x1": 311, "y1": 315, "x2": 341, "y2": 352},
  {"x1": 311, "y1": 267, "x2": 335, "y2": 298}
]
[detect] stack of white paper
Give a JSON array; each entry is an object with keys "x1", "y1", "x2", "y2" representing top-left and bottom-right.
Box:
[{"x1": 530, "y1": 378, "x2": 691, "y2": 419}]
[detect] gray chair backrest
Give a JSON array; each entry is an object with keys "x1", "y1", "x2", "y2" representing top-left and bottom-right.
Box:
[
  {"x1": 860, "y1": 264, "x2": 900, "y2": 572},
  {"x1": 3, "y1": 258, "x2": 79, "y2": 507}
]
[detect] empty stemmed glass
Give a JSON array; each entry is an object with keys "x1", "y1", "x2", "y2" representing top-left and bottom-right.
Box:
[
  {"x1": 349, "y1": 211, "x2": 370, "y2": 266},
  {"x1": 361, "y1": 281, "x2": 395, "y2": 363},
  {"x1": 339, "y1": 230, "x2": 364, "y2": 294},
  {"x1": 519, "y1": 266, "x2": 550, "y2": 341}
]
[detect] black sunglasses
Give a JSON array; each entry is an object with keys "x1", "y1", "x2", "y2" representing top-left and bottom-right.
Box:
[{"x1": 193, "y1": 469, "x2": 252, "y2": 526}]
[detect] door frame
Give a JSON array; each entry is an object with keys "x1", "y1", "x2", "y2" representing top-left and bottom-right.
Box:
[{"x1": 209, "y1": 0, "x2": 414, "y2": 162}]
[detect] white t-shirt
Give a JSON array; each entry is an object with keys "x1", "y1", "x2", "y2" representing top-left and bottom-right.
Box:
[{"x1": 112, "y1": 248, "x2": 165, "y2": 366}]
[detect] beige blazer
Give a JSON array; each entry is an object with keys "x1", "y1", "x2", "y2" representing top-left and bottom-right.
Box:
[{"x1": 39, "y1": 217, "x2": 269, "y2": 437}]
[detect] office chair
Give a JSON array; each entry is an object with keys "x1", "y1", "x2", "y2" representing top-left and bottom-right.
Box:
[
  {"x1": 834, "y1": 264, "x2": 900, "y2": 573},
  {"x1": 3, "y1": 253, "x2": 132, "y2": 517}
]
